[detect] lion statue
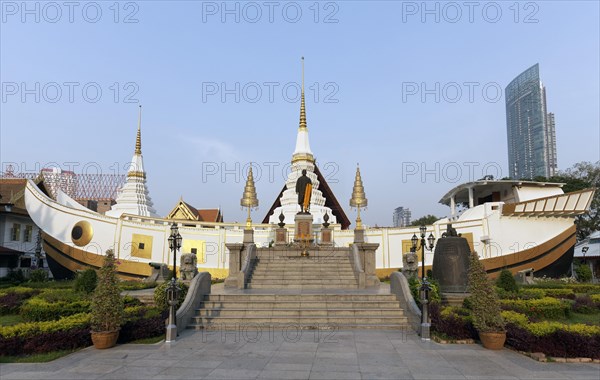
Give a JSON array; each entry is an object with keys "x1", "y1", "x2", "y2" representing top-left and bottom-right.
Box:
[
  {"x1": 402, "y1": 251, "x2": 419, "y2": 280},
  {"x1": 179, "y1": 252, "x2": 198, "y2": 281}
]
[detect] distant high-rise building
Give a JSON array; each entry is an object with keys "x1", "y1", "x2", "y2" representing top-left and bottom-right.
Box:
[
  {"x1": 393, "y1": 207, "x2": 411, "y2": 227},
  {"x1": 505, "y1": 64, "x2": 558, "y2": 179}
]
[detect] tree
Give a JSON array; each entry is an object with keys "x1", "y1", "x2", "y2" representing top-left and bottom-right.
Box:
[
  {"x1": 535, "y1": 161, "x2": 599, "y2": 241},
  {"x1": 410, "y1": 214, "x2": 439, "y2": 226}
]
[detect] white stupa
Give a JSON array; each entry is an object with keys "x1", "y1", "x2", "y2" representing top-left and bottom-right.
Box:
[
  {"x1": 106, "y1": 106, "x2": 159, "y2": 218},
  {"x1": 268, "y1": 58, "x2": 337, "y2": 226}
]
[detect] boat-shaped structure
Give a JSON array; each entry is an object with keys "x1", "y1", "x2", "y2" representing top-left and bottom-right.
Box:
[
  {"x1": 22, "y1": 67, "x2": 596, "y2": 281},
  {"x1": 24, "y1": 177, "x2": 595, "y2": 280}
]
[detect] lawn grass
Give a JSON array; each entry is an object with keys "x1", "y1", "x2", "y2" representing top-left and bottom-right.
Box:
[
  {"x1": 0, "y1": 349, "x2": 78, "y2": 363},
  {"x1": 0, "y1": 314, "x2": 23, "y2": 326},
  {"x1": 131, "y1": 334, "x2": 165, "y2": 344},
  {"x1": 566, "y1": 312, "x2": 600, "y2": 325}
]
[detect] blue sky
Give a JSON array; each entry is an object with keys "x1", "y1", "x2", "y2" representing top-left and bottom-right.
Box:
[{"x1": 1, "y1": 0, "x2": 599, "y2": 226}]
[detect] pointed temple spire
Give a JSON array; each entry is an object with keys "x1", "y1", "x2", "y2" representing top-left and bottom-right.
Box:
[
  {"x1": 135, "y1": 105, "x2": 142, "y2": 155},
  {"x1": 299, "y1": 56, "x2": 307, "y2": 130},
  {"x1": 106, "y1": 106, "x2": 158, "y2": 218},
  {"x1": 293, "y1": 57, "x2": 314, "y2": 163}
]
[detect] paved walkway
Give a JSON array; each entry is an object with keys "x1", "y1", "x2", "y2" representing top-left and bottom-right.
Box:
[{"x1": 1, "y1": 328, "x2": 598, "y2": 379}]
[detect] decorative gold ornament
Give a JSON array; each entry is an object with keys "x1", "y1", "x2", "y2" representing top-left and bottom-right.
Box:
[
  {"x1": 135, "y1": 105, "x2": 142, "y2": 155},
  {"x1": 71, "y1": 220, "x2": 94, "y2": 247},
  {"x1": 240, "y1": 166, "x2": 259, "y2": 227},
  {"x1": 350, "y1": 165, "x2": 368, "y2": 229}
]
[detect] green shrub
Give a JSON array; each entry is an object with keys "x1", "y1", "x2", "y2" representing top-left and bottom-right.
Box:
[
  {"x1": 495, "y1": 287, "x2": 519, "y2": 300},
  {"x1": 568, "y1": 284, "x2": 600, "y2": 294},
  {"x1": 28, "y1": 269, "x2": 48, "y2": 283},
  {"x1": 572, "y1": 295, "x2": 598, "y2": 314},
  {"x1": 500, "y1": 297, "x2": 571, "y2": 320},
  {"x1": 90, "y1": 250, "x2": 124, "y2": 332},
  {"x1": 526, "y1": 321, "x2": 600, "y2": 337},
  {"x1": 20, "y1": 298, "x2": 90, "y2": 322},
  {"x1": 73, "y1": 269, "x2": 97, "y2": 294},
  {"x1": 6, "y1": 269, "x2": 24, "y2": 284},
  {"x1": 544, "y1": 288, "x2": 575, "y2": 299},
  {"x1": 500, "y1": 310, "x2": 529, "y2": 328},
  {"x1": 153, "y1": 280, "x2": 188, "y2": 311},
  {"x1": 518, "y1": 288, "x2": 546, "y2": 300},
  {"x1": 575, "y1": 264, "x2": 593, "y2": 283},
  {"x1": 496, "y1": 269, "x2": 519, "y2": 293},
  {"x1": 36, "y1": 289, "x2": 80, "y2": 303},
  {"x1": 591, "y1": 294, "x2": 600, "y2": 304},
  {"x1": 468, "y1": 252, "x2": 505, "y2": 333},
  {"x1": 119, "y1": 280, "x2": 156, "y2": 291},
  {"x1": 0, "y1": 313, "x2": 91, "y2": 339},
  {"x1": 0, "y1": 288, "x2": 40, "y2": 315}
]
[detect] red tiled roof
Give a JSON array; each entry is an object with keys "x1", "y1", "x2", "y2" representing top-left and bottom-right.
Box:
[{"x1": 197, "y1": 209, "x2": 222, "y2": 222}]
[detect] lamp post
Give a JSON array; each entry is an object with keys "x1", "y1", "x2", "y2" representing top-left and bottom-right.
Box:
[
  {"x1": 166, "y1": 222, "x2": 182, "y2": 343},
  {"x1": 411, "y1": 226, "x2": 435, "y2": 281},
  {"x1": 411, "y1": 225, "x2": 435, "y2": 341}
]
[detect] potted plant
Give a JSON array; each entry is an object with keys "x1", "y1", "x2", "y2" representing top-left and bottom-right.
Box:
[
  {"x1": 468, "y1": 252, "x2": 506, "y2": 349},
  {"x1": 90, "y1": 249, "x2": 124, "y2": 349}
]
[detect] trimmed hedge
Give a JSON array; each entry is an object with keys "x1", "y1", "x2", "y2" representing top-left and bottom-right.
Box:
[
  {"x1": 518, "y1": 288, "x2": 545, "y2": 300},
  {"x1": 0, "y1": 289, "x2": 40, "y2": 315},
  {"x1": 0, "y1": 306, "x2": 166, "y2": 356},
  {"x1": 118, "y1": 309, "x2": 167, "y2": 343},
  {"x1": 430, "y1": 303, "x2": 477, "y2": 340},
  {"x1": 506, "y1": 325, "x2": 600, "y2": 359},
  {"x1": 20, "y1": 298, "x2": 90, "y2": 322},
  {"x1": 0, "y1": 327, "x2": 92, "y2": 356},
  {"x1": 544, "y1": 288, "x2": 576, "y2": 299},
  {"x1": 500, "y1": 297, "x2": 570, "y2": 320},
  {"x1": 0, "y1": 313, "x2": 91, "y2": 340}
]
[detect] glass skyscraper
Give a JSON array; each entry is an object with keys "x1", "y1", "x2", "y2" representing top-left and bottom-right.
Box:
[{"x1": 505, "y1": 64, "x2": 558, "y2": 179}]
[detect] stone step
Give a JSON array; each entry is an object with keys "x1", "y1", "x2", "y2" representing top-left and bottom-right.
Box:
[
  {"x1": 195, "y1": 308, "x2": 404, "y2": 317},
  {"x1": 199, "y1": 301, "x2": 402, "y2": 309},
  {"x1": 247, "y1": 284, "x2": 358, "y2": 289},
  {"x1": 190, "y1": 316, "x2": 409, "y2": 326},
  {"x1": 252, "y1": 265, "x2": 354, "y2": 269},
  {"x1": 249, "y1": 275, "x2": 357, "y2": 280},
  {"x1": 248, "y1": 278, "x2": 357, "y2": 284},
  {"x1": 189, "y1": 323, "x2": 409, "y2": 330},
  {"x1": 204, "y1": 294, "x2": 398, "y2": 301}
]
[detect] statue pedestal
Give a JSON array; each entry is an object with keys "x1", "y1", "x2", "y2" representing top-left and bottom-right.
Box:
[
  {"x1": 243, "y1": 228, "x2": 254, "y2": 244},
  {"x1": 320, "y1": 227, "x2": 333, "y2": 246},
  {"x1": 294, "y1": 213, "x2": 314, "y2": 242},
  {"x1": 275, "y1": 228, "x2": 288, "y2": 245},
  {"x1": 354, "y1": 228, "x2": 365, "y2": 243}
]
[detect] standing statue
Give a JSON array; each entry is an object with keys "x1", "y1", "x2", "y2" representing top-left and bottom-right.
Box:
[{"x1": 295, "y1": 169, "x2": 312, "y2": 214}]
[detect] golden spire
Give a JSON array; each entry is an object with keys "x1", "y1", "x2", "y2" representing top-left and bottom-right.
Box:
[
  {"x1": 299, "y1": 57, "x2": 307, "y2": 130},
  {"x1": 350, "y1": 164, "x2": 368, "y2": 229},
  {"x1": 135, "y1": 105, "x2": 142, "y2": 155},
  {"x1": 241, "y1": 165, "x2": 259, "y2": 227}
]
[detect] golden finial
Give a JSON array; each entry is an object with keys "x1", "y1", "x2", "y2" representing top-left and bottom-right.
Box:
[
  {"x1": 135, "y1": 105, "x2": 142, "y2": 155},
  {"x1": 299, "y1": 57, "x2": 307, "y2": 130},
  {"x1": 350, "y1": 164, "x2": 368, "y2": 229},
  {"x1": 241, "y1": 165, "x2": 259, "y2": 227}
]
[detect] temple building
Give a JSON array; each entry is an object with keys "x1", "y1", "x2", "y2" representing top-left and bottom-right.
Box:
[{"x1": 167, "y1": 199, "x2": 223, "y2": 223}]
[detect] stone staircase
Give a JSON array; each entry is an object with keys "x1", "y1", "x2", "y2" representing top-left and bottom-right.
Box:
[
  {"x1": 187, "y1": 252, "x2": 410, "y2": 330},
  {"x1": 188, "y1": 293, "x2": 408, "y2": 330},
  {"x1": 247, "y1": 256, "x2": 358, "y2": 289}
]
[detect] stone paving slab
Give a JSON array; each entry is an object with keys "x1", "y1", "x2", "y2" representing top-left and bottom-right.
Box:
[{"x1": 1, "y1": 329, "x2": 599, "y2": 380}]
